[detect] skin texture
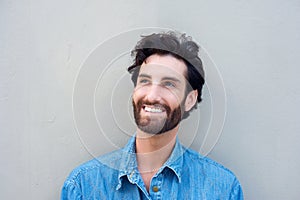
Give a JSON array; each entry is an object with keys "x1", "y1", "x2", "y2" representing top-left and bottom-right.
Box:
[{"x1": 132, "y1": 54, "x2": 198, "y2": 191}]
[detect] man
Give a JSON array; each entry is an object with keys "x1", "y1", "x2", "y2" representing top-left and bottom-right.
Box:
[{"x1": 61, "y1": 31, "x2": 243, "y2": 199}]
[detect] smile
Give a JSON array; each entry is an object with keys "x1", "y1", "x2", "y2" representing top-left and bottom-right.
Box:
[{"x1": 143, "y1": 105, "x2": 165, "y2": 113}]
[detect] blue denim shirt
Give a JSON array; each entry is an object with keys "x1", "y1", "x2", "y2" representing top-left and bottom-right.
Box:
[{"x1": 61, "y1": 137, "x2": 243, "y2": 199}]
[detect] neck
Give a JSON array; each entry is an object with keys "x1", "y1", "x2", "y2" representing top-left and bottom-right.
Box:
[{"x1": 135, "y1": 126, "x2": 178, "y2": 173}]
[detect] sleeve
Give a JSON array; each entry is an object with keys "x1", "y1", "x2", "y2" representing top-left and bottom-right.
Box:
[
  {"x1": 61, "y1": 180, "x2": 82, "y2": 200},
  {"x1": 229, "y1": 178, "x2": 244, "y2": 200}
]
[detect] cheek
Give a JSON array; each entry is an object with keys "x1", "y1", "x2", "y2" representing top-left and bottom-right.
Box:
[
  {"x1": 164, "y1": 93, "x2": 184, "y2": 109},
  {"x1": 166, "y1": 89, "x2": 185, "y2": 103},
  {"x1": 169, "y1": 98, "x2": 182, "y2": 109},
  {"x1": 132, "y1": 87, "x2": 146, "y2": 101}
]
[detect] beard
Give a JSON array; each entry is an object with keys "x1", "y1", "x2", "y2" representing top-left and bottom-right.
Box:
[{"x1": 132, "y1": 98, "x2": 184, "y2": 135}]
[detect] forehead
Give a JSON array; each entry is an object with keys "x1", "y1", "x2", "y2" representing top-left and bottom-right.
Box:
[{"x1": 140, "y1": 54, "x2": 187, "y2": 78}]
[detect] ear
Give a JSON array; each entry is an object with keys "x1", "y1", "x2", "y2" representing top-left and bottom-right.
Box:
[{"x1": 184, "y1": 90, "x2": 198, "y2": 112}]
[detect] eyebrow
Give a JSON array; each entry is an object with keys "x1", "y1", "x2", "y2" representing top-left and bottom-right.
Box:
[
  {"x1": 162, "y1": 77, "x2": 181, "y2": 83},
  {"x1": 138, "y1": 73, "x2": 182, "y2": 83},
  {"x1": 138, "y1": 74, "x2": 151, "y2": 79}
]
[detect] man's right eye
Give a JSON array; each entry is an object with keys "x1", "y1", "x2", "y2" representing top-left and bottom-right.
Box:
[{"x1": 139, "y1": 79, "x2": 149, "y2": 84}]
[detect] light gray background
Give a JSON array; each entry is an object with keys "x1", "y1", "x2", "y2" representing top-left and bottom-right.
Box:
[{"x1": 1, "y1": 0, "x2": 299, "y2": 199}]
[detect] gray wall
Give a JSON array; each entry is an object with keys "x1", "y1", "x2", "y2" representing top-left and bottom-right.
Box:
[{"x1": 1, "y1": 0, "x2": 300, "y2": 199}]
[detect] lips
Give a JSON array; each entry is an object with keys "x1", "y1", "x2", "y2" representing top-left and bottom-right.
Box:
[
  {"x1": 143, "y1": 104, "x2": 165, "y2": 113},
  {"x1": 135, "y1": 99, "x2": 170, "y2": 116}
]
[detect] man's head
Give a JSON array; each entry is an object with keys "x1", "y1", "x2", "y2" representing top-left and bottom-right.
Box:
[{"x1": 128, "y1": 31, "x2": 205, "y2": 134}]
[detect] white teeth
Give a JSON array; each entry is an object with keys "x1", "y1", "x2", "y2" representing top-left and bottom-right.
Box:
[{"x1": 144, "y1": 106, "x2": 163, "y2": 113}]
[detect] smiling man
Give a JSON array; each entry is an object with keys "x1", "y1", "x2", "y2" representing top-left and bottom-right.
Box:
[{"x1": 61, "y1": 32, "x2": 243, "y2": 199}]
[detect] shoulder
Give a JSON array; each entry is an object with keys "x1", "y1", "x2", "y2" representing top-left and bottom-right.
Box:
[
  {"x1": 182, "y1": 147, "x2": 238, "y2": 180},
  {"x1": 61, "y1": 149, "x2": 125, "y2": 199},
  {"x1": 64, "y1": 148, "x2": 123, "y2": 184},
  {"x1": 180, "y1": 147, "x2": 243, "y2": 198}
]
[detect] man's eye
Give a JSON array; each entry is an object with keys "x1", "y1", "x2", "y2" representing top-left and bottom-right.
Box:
[
  {"x1": 139, "y1": 79, "x2": 149, "y2": 84},
  {"x1": 163, "y1": 81, "x2": 176, "y2": 88}
]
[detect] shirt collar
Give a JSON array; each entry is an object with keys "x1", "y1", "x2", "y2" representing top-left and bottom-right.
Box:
[
  {"x1": 162, "y1": 137, "x2": 185, "y2": 182},
  {"x1": 116, "y1": 136, "x2": 185, "y2": 190}
]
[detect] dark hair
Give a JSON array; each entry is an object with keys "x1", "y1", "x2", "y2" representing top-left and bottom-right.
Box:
[{"x1": 128, "y1": 31, "x2": 205, "y2": 118}]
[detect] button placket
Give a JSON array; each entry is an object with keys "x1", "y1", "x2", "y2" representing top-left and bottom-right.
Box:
[{"x1": 150, "y1": 172, "x2": 163, "y2": 199}]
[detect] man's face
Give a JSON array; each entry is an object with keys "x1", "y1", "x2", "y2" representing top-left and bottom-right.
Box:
[{"x1": 132, "y1": 54, "x2": 190, "y2": 135}]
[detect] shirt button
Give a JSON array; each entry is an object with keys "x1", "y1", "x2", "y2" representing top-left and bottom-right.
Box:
[{"x1": 152, "y1": 186, "x2": 159, "y2": 192}]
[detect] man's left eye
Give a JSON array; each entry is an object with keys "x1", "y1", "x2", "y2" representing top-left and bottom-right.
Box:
[{"x1": 163, "y1": 81, "x2": 175, "y2": 87}]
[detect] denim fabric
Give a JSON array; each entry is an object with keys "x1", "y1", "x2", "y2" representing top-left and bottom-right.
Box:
[{"x1": 61, "y1": 137, "x2": 243, "y2": 200}]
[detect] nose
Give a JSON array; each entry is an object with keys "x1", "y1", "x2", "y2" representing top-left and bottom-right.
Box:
[{"x1": 145, "y1": 84, "x2": 162, "y2": 102}]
